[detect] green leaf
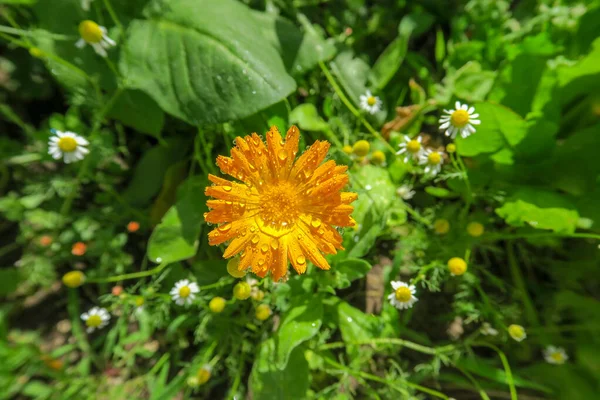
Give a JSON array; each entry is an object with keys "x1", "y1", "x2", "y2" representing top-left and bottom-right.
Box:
[
  {"x1": 147, "y1": 176, "x2": 208, "y2": 263},
  {"x1": 0, "y1": 268, "x2": 22, "y2": 295},
  {"x1": 119, "y1": 0, "x2": 296, "y2": 126},
  {"x1": 335, "y1": 258, "x2": 372, "y2": 288},
  {"x1": 558, "y1": 37, "x2": 600, "y2": 104},
  {"x1": 457, "y1": 102, "x2": 527, "y2": 157},
  {"x1": 337, "y1": 301, "x2": 380, "y2": 342},
  {"x1": 250, "y1": 338, "x2": 309, "y2": 400},
  {"x1": 107, "y1": 90, "x2": 165, "y2": 137},
  {"x1": 425, "y1": 186, "x2": 460, "y2": 199},
  {"x1": 274, "y1": 297, "x2": 323, "y2": 369},
  {"x1": 495, "y1": 189, "x2": 579, "y2": 234},
  {"x1": 370, "y1": 37, "x2": 408, "y2": 90},
  {"x1": 330, "y1": 51, "x2": 370, "y2": 108},
  {"x1": 289, "y1": 104, "x2": 329, "y2": 132}
]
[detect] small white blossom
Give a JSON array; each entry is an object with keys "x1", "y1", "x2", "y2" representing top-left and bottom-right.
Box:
[
  {"x1": 81, "y1": 0, "x2": 94, "y2": 11},
  {"x1": 388, "y1": 281, "x2": 418, "y2": 310},
  {"x1": 81, "y1": 307, "x2": 110, "y2": 333},
  {"x1": 481, "y1": 323, "x2": 499, "y2": 336},
  {"x1": 439, "y1": 101, "x2": 481, "y2": 139},
  {"x1": 419, "y1": 149, "x2": 444, "y2": 176},
  {"x1": 48, "y1": 130, "x2": 89, "y2": 163},
  {"x1": 359, "y1": 90, "x2": 382, "y2": 114},
  {"x1": 170, "y1": 279, "x2": 199, "y2": 306},
  {"x1": 396, "y1": 135, "x2": 424, "y2": 162},
  {"x1": 544, "y1": 346, "x2": 568, "y2": 365},
  {"x1": 396, "y1": 184, "x2": 415, "y2": 200},
  {"x1": 76, "y1": 20, "x2": 116, "y2": 57}
]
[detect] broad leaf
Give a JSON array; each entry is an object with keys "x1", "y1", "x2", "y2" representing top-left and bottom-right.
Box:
[
  {"x1": 107, "y1": 90, "x2": 165, "y2": 137},
  {"x1": 289, "y1": 104, "x2": 329, "y2": 132},
  {"x1": 120, "y1": 0, "x2": 296, "y2": 125},
  {"x1": 337, "y1": 301, "x2": 380, "y2": 343}
]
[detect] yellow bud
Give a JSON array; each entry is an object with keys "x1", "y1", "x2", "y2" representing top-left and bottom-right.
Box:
[
  {"x1": 62, "y1": 271, "x2": 85, "y2": 288},
  {"x1": 467, "y1": 222, "x2": 484, "y2": 237},
  {"x1": 352, "y1": 140, "x2": 370, "y2": 157},
  {"x1": 226, "y1": 257, "x2": 246, "y2": 278},
  {"x1": 371, "y1": 150, "x2": 386, "y2": 165},
  {"x1": 447, "y1": 257, "x2": 467, "y2": 276},
  {"x1": 446, "y1": 143, "x2": 456, "y2": 153},
  {"x1": 197, "y1": 366, "x2": 211, "y2": 385},
  {"x1": 29, "y1": 47, "x2": 45, "y2": 58},
  {"x1": 255, "y1": 304, "x2": 272, "y2": 321},
  {"x1": 134, "y1": 296, "x2": 145, "y2": 307},
  {"x1": 186, "y1": 376, "x2": 200, "y2": 387},
  {"x1": 342, "y1": 145, "x2": 353, "y2": 155},
  {"x1": 433, "y1": 219, "x2": 450, "y2": 235},
  {"x1": 251, "y1": 289, "x2": 265, "y2": 301},
  {"x1": 233, "y1": 282, "x2": 251, "y2": 300},
  {"x1": 508, "y1": 324, "x2": 527, "y2": 342},
  {"x1": 209, "y1": 297, "x2": 226, "y2": 313}
]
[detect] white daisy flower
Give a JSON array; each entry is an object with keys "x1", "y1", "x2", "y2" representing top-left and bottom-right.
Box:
[
  {"x1": 170, "y1": 279, "x2": 199, "y2": 306},
  {"x1": 359, "y1": 90, "x2": 382, "y2": 114},
  {"x1": 48, "y1": 129, "x2": 89, "y2": 164},
  {"x1": 543, "y1": 346, "x2": 568, "y2": 365},
  {"x1": 81, "y1": 306, "x2": 110, "y2": 333},
  {"x1": 419, "y1": 149, "x2": 444, "y2": 176},
  {"x1": 480, "y1": 322, "x2": 499, "y2": 336},
  {"x1": 81, "y1": 0, "x2": 94, "y2": 11},
  {"x1": 387, "y1": 281, "x2": 418, "y2": 310},
  {"x1": 439, "y1": 101, "x2": 481, "y2": 139},
  {"x1": 396, "y1": 135, "x2": 424, "y2": 162},
  {"x1": 396, "y1": 184, "x2": 415, "y2": 200},
  {"x1": 75, "y1": 20, "x2": 116, "y2": 57},
  {"x1": 508, "y1": 324, "x2": 527, "y2": 342}
]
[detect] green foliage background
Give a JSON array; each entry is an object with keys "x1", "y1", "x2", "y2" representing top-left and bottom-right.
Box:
[{"x1": 1, "y1": 0, "x2": 600, "y2": 399}]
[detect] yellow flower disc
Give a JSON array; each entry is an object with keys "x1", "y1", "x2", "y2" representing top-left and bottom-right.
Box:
[
  {"x1": 209, "y1": 297, "x2": 226, "y2": 313},
  {"x1": 371, "y1": 150, "x2": 386, "y2": 165},
  {"x1": 57, "y1": 137, "x2": 78, "y2": 152},
  {"x1": 342, "y1": 145, "x2": 353, "y2": 154},
  {"x1": 233, "y1": 282, "x2": 251, "y2": 300},
  {"x1": 433, "y1": 219, "x2": 450, "y2": 235},
  {"x1": 79, "y1": 20, "x2": 103, "y2": 43},
  {"x1": 467, "y1": 222, "x2": 484, "y2": 237},
  {"x1": 197, "y1": 367, "x2": 211, "y2": 385},
  {"x1": 450, "y1": 109, "x2": 470, "y2": 127},
  {"x1": 352, "y1": 140, "x2": 370, "y2": 157},
  {"x1": 447, "y1": 257, "x2": 467, "y2": 276},
  {"x1": 427, "y1": 151, "x2": 442, "y2": 165},
  {"x1": 446, "y1": 143, "x2": 456, "y2": 153},
  {"x1": 62, "y1": 271, "x2": 85, "y2": 288},
  {"x1": 395, "y1": 287, "x2": 412, "y2": 302},
  {"x1": 255, "y1": 304, "x2": 272, "y2": 321},
  {"x1": 406, "y1": 139, "x2": 421, "y2": 153},
  {"x1": 227, "y1": 257, "x2": 246, "y2": 278},
  {"x1": 508, "y1": 324, "x2": 526, "y2": 342}
]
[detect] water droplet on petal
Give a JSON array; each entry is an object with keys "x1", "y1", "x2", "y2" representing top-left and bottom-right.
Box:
[
  {"x1": 296, "y1": 255, "x2": 306, "y2": 264},
  {"x1": 270, "y1": 239, "x2": 279, "y2": 250},
  {"x1": 223, "y1": 186, "x2": 232, "y2": 192},
  {"x1": 311, "y1": 219, "x2": 321, "y2": 228},
  {"x1": 260, "y1": 244, "x2": 268, "y2": 253},
  {"x1": 251, "y1": 234, "x2": 260, "y2": 244},
  {"x1": 218, "y1": 224, "x2": 232, "y2": 232},
  {"x1": 278, "y1": 149, "x2": 288, "y2": 161}
]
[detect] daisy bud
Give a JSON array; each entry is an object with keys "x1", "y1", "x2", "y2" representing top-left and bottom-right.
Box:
[
  {"x1": 433, "y1": 219, "x2": 450, "y2": 235},
  {"x1": 447, "y1": 257, "x2": 467, "y2": 276},
  {"x1": 371, "y1": 150, "x2": 386, "y2": 165},
  {"x1": 62, "y1": 271, "x2": 85, "y2": 288},
  {"x1": 508, "y1": 324, "x2": 527, "y2": 342},
  {"x1": 233, "y1": 282, "x2": 251, "y2": 300},
  {"x1": 342, "y1": 145, "x2": 353, "y2": 155},
  {"x1": 251, "y1": 289, "x2": 265, "y2": 301},
  {"x1": 352, "y1": 140, "x2": 370, "y2": 157},
  {"x1": 467, "y1": 222, "x2": 485, "y2": 237},
  {"x1": 209, "y1": 297, "x2": 226, "y2": 313},
  {"x1": 255, "y1": 304, "x2": 272, "y2": 321},
  {"x1": 197, "y1": 365, "x2": 211, "y2": 385},
  {"x1": 226, "y1": 257, "x2": 246, "y2": 278},
  {"x1": 134, "y1": 296, "x2": 145, "y2": 307},
  {"x1": 186, "y1": 376, "x2": 200, "y2": 388},
  {"x1": 446, "y1": 143, "x2": 456, "y2": 153}
]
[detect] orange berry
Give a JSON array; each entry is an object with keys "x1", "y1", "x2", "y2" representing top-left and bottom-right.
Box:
[
  {"x1": 39, "y1": 235, "x2": 53, "y2": 247},
  {"x1": 127, "y1": 221, "x2": 140, "y2": 233},
  {"x1": 71, "y1": 242, "x2": 87, "y2": 256}
]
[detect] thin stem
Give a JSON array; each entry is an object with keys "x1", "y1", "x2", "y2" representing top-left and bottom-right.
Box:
[
  {"x1": 507, "y1": 243, "x2": 540, "y2": 328},
  {"x1": 199, "y1": 279, "x2": 234, "y2": 291},
  {"x1": 0, "y1": 25, "x2": 74, "y2": 40},
  {"x1": 67, "y1": 289, "x2": 96, "y2": 373},
  {"x1": 318, "y1": 61, "x2": 395, "y2": 153},
  {"x1": 472, "y1": 343, "x2": 517, "y2": 400},
  {"x1": 319, "y1": 338, "x2": 454, "y2": 356},
  {"x1": 482, "y1": 232, "x2": 600, "y2": 241},
  {"x1": 0, "y1": 241, "x2": 20, "y2": 258},
  {"x1": 88, "y1": 262, "x2": 170, "y2": 283},
  {"x1": 102, "y1": 0, "x2": 123, "y2": 31},
  {"x1": 455, "y1": 365, "x2": 491, "y2": 400}
]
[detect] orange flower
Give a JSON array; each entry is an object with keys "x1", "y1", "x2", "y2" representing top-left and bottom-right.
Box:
[
  {"x1": 205, "y1": 126, "x2": 357, "y2": 281},
  {"x1": 39, "y1": 235, "x2": 53, "y2": 247},
  {"x1": 71, "y1": 242, "x2": 87, "y2": 256},
  {"x1": 127, "y1": 221, "x2": 140, "y2": 233}
]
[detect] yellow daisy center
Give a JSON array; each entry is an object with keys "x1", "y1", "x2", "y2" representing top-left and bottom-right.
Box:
[
  {"x1": 395, "y1": 287, "x2": 412, "y2": 302},
  {"x1": 448, "y1": 257, "x2": 467, "y2": 276},
  {"x1": 367, "y1": 96, "x2": 377, "y2": 106},
  {"x1": 427, "y1": 152, "x2": 442, "y2": 165},
  {"x1": 406, "y1": 139, "x2": 421, "y2": 153},
  {"x1": 434, "y1": 219, "x2": 450, "y2": 234},
  {"x1": 178, "y1": 286, "x2": 191, "y2": 298},
  {"x1": 467, "y1": 222, "x2": 484, "y2": 237},
  {"x1": 450, "y1": 109, "x2": 470, "y2": 128},
  {"x1": 79, "y1": 20, "x2": 103, "y2": 43},
  {"x1": 508, "y1": 325, "x2": 524, "y2": 339},
  {"x1": 551, "y1": 352, "x2": 564, "y2": 362},
  {"x1": 57, "y1": 137, "x2": 78, "y2": 152},
  {"x1": 197, "y1": 368, "x2": 211, "y2": 385},
  {"x1": 86, "y1": 314, "x2": 102, "y2": 328},
  {"x1": 259, "y1": 182, "x2": 299, "y2": 227}
]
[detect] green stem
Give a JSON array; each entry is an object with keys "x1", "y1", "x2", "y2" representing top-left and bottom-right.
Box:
[
  {"x1": 0, "y1": 25, "x2": 74, "y2": 40},
  {"x1": 482, "y1": 232, "x2": 600, "y2": 241},
  {"x1": 472, "y1": 343, "x2": 517, "y2": 400},
  {"x1": 318, "y1": 61, "x2": 395, "y2": 153},
  {"x1": 199, "y1": 279, "x2": 234, "y2": 291},
  {"x1": 455, "y1": 365, "x2": 491, "y2": 400},
  {"x1": 88, "y1": 262, "x2": 170, "y2": 283},
  {"x1": 0, "y1": 241, "x2": 19, "y2": 258},
  {"x1": 319, "y1": 338, "x2": 454, "y2": 356},
  {"x1": 322, "y1": 355, "x2": 449, "y2": 399},
  {"x1": 67, "y1": 289, "x2": 95, "y2": 373},
  {"x1": 102, "y1": 0, "x2": 123, "y2": 31},
  {"x1": 507, "y1": 243, "x2": 540, "y2": 328}
]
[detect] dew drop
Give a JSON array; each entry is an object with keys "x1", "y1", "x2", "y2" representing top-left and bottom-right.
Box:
[
  {"x1": 223, "y1": 186, "x2": 232, "y2": 192},
  {"x1": 250, "y1": 226, "x2": 257, "y2": 232},
  {"x1": 296, "y1": 255, "x2": 306, "y2": 264},
  {"x1": 258, "y1": 258, "x2": 265, "y2": 265},
  {"x1": 218, "y1": 224, "x2": 232, "y2": 232},
  {"x1": 278, "y1": 149, "x2": 288, "y2": 161},
  {"x1": 260, "y1": 244, "x2": 268, "y2": 253},
  {"x1": 311, "y1": 219, "x2": 321, "y2": 228},
  {"x1": 251, "y1": 234, "x2": 260, "y2": 244}
]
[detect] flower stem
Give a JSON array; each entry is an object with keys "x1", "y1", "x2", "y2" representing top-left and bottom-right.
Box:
[
  {"x1": 319, "y1": 337, "x2": 454, "y2": 356},
  {"x1": 88, "y1": 261, "x2": 170, "y2": 283},
  {"x1": 471, "y1": 343, "x2": 517, "y2": 400},
  {"x1": 102, "y1": 0, "x2": 123, "y2": 32},
  {"x1": 0, "y1": 25, "x2": 74, "y2": 40},
  {"x1": 482, "y1": 232, "x2": 600, "y2": 241}
]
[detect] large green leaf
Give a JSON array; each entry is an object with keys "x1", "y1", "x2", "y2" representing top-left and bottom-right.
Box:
[
  {"x1": 558, "y1": 37, "x2": 600, "y2": 104},
  {"x1": 274, "y1": 297, "x2": 323, "y2": 369},
  {"x1": 336, "y1": 301, "x2": 380, "y2": 342},
  {"x1": 495, "y1": 189, "x2": 579, "y2": 234},
  {"x1": 119, "y1": 0, "x2": 296, "y2": 126},
  {"x1": 107, "y1": 90, "x2": 165, "y2": 137},
  {"x1": 249, "y1": 339, "x2": 309, "y2": 400},
  {"x1": 289, "y1": 104, "x2": 329, "y2": 132},
  {"x1": 147, "y1": 176, "x2": 208, "y2": 263}
]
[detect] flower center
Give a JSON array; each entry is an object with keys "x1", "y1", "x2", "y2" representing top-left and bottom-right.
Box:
[
  {"x1": 58, "y1": 137, "x2": 78, "y2": 152},
  {"x1": 428, "y1": 152, "x2": 442, "y2": 165},
  {"x1": 367, "y1": 96, "x2": 377, "y2": 106},
  {"x1": 406, "y1": 140, "x2": 421, "y2": 153},
  {"x1": 395, "y1": 287, "x2": 412, "y2": 302},
  {"x1": 509, "y1": 325, "x2": 524, "y2": 338},
  {"x1": 79, "y1": 20, "x2": 103, "y2": 43},
  {"x1": 179, "y1": 286, "x2": 191, "y2": 298},
  {"x1": 259, "y1": 182, "x2": 299, "y2": 227},
  {"x1": 86, "y1": 315, "x2": 102, "y2": 328},
  {"x1": 450, "y1": 109, "x2": 470, "y2": 128},
  {"x1": 551, "y1": 353, "x2": 563, "y2": 362}
]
